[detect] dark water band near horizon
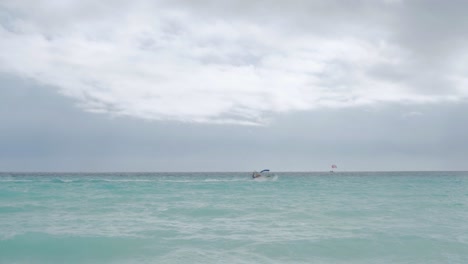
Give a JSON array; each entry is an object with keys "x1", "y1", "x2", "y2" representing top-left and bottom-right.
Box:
[{"x1": 1, "y1": 171, "x2": 468, "y2": 263}]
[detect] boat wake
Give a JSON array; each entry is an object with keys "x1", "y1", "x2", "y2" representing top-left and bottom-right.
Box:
[{"x1": 253, "y1": 174, "x2": 279, "y2": 181}]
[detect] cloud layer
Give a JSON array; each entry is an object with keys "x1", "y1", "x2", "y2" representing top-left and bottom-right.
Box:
[{"x1": 1, "y1": 0, "x2": 468, "y2": 124}]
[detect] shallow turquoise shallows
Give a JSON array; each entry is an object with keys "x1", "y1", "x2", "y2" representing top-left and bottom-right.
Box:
[{"x1": 1, "y1": 172, "x2": 468, "y2": 263}]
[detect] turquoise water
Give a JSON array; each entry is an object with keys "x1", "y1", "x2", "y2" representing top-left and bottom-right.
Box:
[{"x1": 1, "y1": 172, "x2": 468, "y2": 263}]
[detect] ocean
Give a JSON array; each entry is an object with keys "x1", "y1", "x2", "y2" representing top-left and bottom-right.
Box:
[{"x1": 1, "y1": 171, "x2": 467, "y2": 263}]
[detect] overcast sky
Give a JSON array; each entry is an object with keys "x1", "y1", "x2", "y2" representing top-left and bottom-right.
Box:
[{"x1": 1, "y1": 0, "x2": 468, "y2": 171}]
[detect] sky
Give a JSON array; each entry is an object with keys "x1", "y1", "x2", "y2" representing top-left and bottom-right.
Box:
[{"x1": 1, "y1": 0, "x2": 468, "y2": 172}]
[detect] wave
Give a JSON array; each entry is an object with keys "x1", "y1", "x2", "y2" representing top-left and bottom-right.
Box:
[
  {"x1": 99, "y1": 179, "x2": 154, "y2": 182},
  {"x1": 203, "y1": 178, "x2": 251, "y2": 182},
  {"x1": 0, "y1": 179, "x2": 33, "y2": 182}
]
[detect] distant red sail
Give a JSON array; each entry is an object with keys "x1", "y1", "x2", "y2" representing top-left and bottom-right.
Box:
[{"x1": 331, "y1": 164, "x2": 337, "y2": 169}]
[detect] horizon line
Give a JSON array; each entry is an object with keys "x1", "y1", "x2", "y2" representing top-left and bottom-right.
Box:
[{"x1": 1, "y1": 170, "x2": 467, "y2": 174}]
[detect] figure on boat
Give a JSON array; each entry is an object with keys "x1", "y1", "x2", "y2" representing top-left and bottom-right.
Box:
[{"x1": 252, "y1": 169, "x2": 270, "y2": 178}]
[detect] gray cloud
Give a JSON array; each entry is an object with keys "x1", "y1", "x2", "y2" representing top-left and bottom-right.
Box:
[
  {"x1": 1, "y1": 0, "x2": 468, "y2": 125},
  {"x1": 1, "y1": 73, "x2": 468, "y2": 171}
]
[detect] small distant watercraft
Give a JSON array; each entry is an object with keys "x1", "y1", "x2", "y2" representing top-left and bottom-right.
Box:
[
  {"x1": 252, "y1": 169, "x2": 271, "y2": 178},
  {"x1": 330, "y1": 164, "x2": 337, "y2": 173}
]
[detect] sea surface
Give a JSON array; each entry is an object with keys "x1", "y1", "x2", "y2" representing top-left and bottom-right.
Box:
[{"x1": 1, "y1": 171, "x2": 468, "y2": 263}]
